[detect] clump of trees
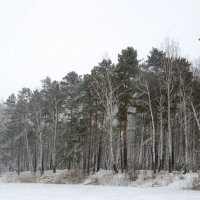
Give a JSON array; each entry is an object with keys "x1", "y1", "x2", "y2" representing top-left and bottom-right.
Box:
[{"x1": 0, "y1": 41, "x2": 200, "y2": 175}]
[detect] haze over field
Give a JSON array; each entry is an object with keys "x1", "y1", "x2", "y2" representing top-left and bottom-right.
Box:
[
  {"x1": 0, "y1": 183, "x2": 200, "y2": 200},
  {"x1": 0, "y1": 0, "x2": 200, "y2": 99},
  {"x1": 0, "y1": 1, "x2": 200, "y2": 198}
]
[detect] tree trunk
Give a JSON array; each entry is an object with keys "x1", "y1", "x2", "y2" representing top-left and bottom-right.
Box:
[
  {"x1": 158, "y1": 105, "x2": 163, "y2": 172},
  {"x1": 17, "y1": 141, "x2": 20, "y2": 175},
  {"x1": 108, "y1": 105, "x2": 118, "y2": 173},
  {"x1": 119, "y1": 122, "x2": 123, "y2": 172},
  {"x1": 139, "y1": 115, "x2": 144, "y2": 169},
  {"x1": 123, "y1": 102, "x2": 128, "y2": 171},
  {"x1": 87, "y1": 142, "x2": 90, "y2": 175},
  {"x1": 146, "y1": 82, "x2": 156, "y2": 173},
  {"x1": 96, "y1": 135, "x2": 102, "y2": 172},
  {"x1": 190, "y1": 100, "x2": 200, "y2": 132},
  {"x1": 52, "y1": 111, "x2": 58, "y2": 173},
  {"x1": 167, "y1": 82, "x2": 173, "y2": 173},
  {"x1": 25, "y1": 129, "x2": 33, "y2": 172},
  {"x1": 183, "y1": 99, "x2": 189, "y2": 173}
]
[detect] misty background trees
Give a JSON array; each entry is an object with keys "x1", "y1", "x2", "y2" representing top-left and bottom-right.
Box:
[{"x1": 0, "y1": 42, "x2": 200, "y2": 175}]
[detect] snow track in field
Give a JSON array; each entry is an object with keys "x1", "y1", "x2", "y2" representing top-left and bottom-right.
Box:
[{"x1": 0, "y1": 183, "x2": 199, "y2": 200}]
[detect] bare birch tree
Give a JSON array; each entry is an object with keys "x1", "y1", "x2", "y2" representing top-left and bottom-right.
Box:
[
  {"x1": 92, "y1": 59, "x2": 119, "y2": 173},
  {"x1": 162, "y1": 39, "x2": 180, "y2": 172}
]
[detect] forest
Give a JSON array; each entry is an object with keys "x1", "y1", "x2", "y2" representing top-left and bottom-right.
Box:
[{"x1": 0, "y1": 40, "x2": 200, "y2": 176}]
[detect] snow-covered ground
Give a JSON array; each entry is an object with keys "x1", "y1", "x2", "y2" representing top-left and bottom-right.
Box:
[
  {"x1": 84, "y1": 170, "x2": 198, "y2": 189},
  {"x1": 0, "y1": 169, "x2": 200, "y2": 189},
  {"x1": 0, "y1": 169, "x2": 199, "y2": 189},
  {"x1": 0, "y1": 170, "x2": 199, "y2": 199},
  {"x1": 0, "y1": 183, "x2": 199, "y2": 200}
]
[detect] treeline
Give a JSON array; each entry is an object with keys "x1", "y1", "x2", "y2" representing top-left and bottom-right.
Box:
[{"x1": 0, "y1": 41, "x2": 200, "y2": 175}]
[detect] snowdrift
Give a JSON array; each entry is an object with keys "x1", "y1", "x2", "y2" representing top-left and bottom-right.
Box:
[{"x1": 0, "y1": 169, "x2": 199, "y2": 189}]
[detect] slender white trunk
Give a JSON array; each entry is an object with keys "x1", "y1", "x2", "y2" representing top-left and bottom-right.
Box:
[
  {"x1": 35, "y1": 110, "x2": 43, "y2": 174},
  {"x1": 139, "y1": 115, "x2": 144, "y2": 168},
  {"x1": 146, "y1": 82, "x2": 156, "y2": 172},
  {"x1": 52, "y1": 103, "x2": 58, "y2": 173},
  {"x1": 180, "y1": 75, "x2": 189, "y2": 172},
  {"x1": 108, "y1": 93, "x2": 117, "y2": 172},
  {"x1": 167, "y1": 81, "x2": 173, "y2": 172},
  {"x1": 38, "y1": 129, "x2": 43, "y2": 174},
  {"x1": 158, "y1": 100, "x2": 163, "y2": 171},
  {"x1": 183, "y1": 98, "x2": 189, "y2": 172},
  {"x1": 25, "y1": 129, "x2": 33, "y2": 172},
  {"x1": 190, "y1": 100, "x2": 200, "y2": 132}
]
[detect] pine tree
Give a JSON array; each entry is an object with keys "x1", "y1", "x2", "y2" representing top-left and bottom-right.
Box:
[{"x1": 116, "y1": 47, "x2": 139, "y2": 171}]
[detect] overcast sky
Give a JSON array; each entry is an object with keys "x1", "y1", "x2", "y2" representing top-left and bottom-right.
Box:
[{"x1": 0, "y1": 0, "x2": 200, "y2": 100}]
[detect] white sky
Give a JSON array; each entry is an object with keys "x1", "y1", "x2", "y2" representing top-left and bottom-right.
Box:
[{"x1": 0, "y1": 0, "x2": 200, "y2": 100}]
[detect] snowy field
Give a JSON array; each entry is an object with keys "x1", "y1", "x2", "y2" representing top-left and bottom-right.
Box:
[{"x1": 0, "y1": 183, "x2": 199, "y2": 200}]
